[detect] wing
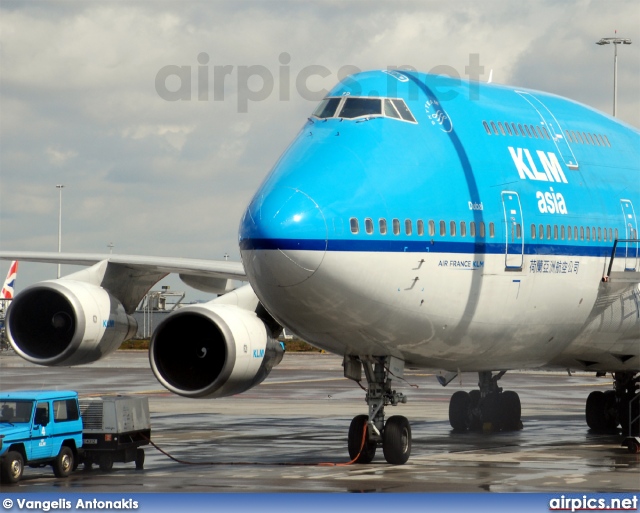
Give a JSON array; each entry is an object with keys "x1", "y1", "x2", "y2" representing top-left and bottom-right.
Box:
[{"x1": 0, "y1": 251, "x2": 246, "y2": 312}]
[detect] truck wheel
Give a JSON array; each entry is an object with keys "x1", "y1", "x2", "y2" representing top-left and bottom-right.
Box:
[
  {"x1": 135, "y1": 448, "x2": 145, "y2": 470},
  {"x1": 53, "y1": 446, "x2": 74, "y2": 478},
  {"x1": 1, "y1": 451, "x2": 24, "y2": 483},
  {"x1": 99, "y1": 455, "x2": 113, "y2": 471}
]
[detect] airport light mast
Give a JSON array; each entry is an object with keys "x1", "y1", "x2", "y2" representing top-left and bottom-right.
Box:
[
  {"x1": 596, "y1": 35, "x2": 632, "y2": 117},
  {"x1": 56, "y1": 184, "x2": 64, "y2": 278}
]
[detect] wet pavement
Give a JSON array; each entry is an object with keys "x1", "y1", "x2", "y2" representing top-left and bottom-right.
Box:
[{"x1": 1, "y1": 350, "x2": 638, "y2": 492}]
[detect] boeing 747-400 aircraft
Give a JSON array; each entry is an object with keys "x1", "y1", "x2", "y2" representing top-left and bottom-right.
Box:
[{"x1": 1, "y1": 70, "x2": 639, "y2": 464}]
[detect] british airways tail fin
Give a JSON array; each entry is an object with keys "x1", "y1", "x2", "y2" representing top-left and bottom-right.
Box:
[{"x1": 1, "y1": 261, "x2": 18, "y2": 299}]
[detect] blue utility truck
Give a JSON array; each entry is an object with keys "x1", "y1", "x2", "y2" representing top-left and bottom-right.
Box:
[
  {"x1": 1, "y1": 391, "x2": 151, "y2": 483},
  {"x1": 0, "y1": 390, "x2": 82, "y2": 483}
]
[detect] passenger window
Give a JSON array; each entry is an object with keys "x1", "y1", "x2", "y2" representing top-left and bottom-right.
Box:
[
  {"x1": 592, "y1": 134, "x2": 600, "y2": 146},
  {"x1": 542, "y1": 127, "x2": 551, "y2": 139},
  {"x1": 483, "y1": 121, "x2": 491, "y2": 134},
  {"x1": 450, "y1": 221, "x2": 456, "y2": 237},
  {"x1": 512, "y1": 123, "x2": 519, "y2": 136},
  {"x1": 479, "y1": 222, "x2": 486, "y2": 238},
  {"x1": 615, "y1": 228, "x2": 618, "y2": 240},
  {"x1": 460, "y1": 221, "x2": 466, "y2": 237},
  {"x1": 516, "y1": 223, "x2": 522, "y2": 239},
  {"x1": 384, "y1": 99, "x2": 401, "y2": 119},
  {"x1": 575, "y1": 131, "x2": 583, "y2": 144},
  {"x1": 439, "y1": 220, "x2": 446, "y2": 236},
  {"x1": 490, "y1": 121, "x2": 499, "y2": 135},
  {"x1": 365, "y1": 218, "x2": 374, "y2": 235},
  {"x1": 505, "y1": 123, "x2": 513, "y2": 136},
  {"x1": 530, "y1": 125, "x2": 538, "y2": 138},
  {"x1": 539, "y1": 224, "x2": 544, "y2": 240},
  {"x1": 417, "y1": 220, "x2": 424, "y2": 236},
  {"x1": 553, "y1": 225, "x2": 558, "y2": 240},
  {"x1": 390, "y1": 99, "x2": 416, "y2": 122},
  {"x1": 592, "y1": 227, "x2": 596, "y2": 240},
  {"x1": 350, "y1": 218, "x2": 359, "y2": 234},
  {"x1": 428, "y1": 220, "x2": 435, "y2": 237},
  {"x1": 489, "y1": 222, "x2": 495, "y2": 238},
  {"x1": 498, "y1": 122, "x2": 506, "y2": 135},
  {"x1": 470, "y1": 221, "x2": 476, "y2": 237},
  {"x1": 565, "y1": 130, "x2": 572, "y2": 142},
  {"x1": 586, "y1": 227, "x2": 590, "y2": 241},
  {"x1": 609, "y1": 228, "x2": 613, "y2": 241},
  {"x1": 405, "y1": 219, "x2": 412, "y2": 236},
  {"x1": 525, "y1": 125, "x2": 533, "y2": 137},
  {"x1": 567, "y1": 225, "x2": 572, "y2": 240},
  {"x1": 312, "y1": 97, "x2": 341, "y2": 119},
  {"x1": 340, "y1": 98, "x2": 382, "y2": 119},
  {"x1": 574, "y1": 226, "x2": 578, "y2": 240},
  {"x1": 536, "y1": 126, "x2": 545, "y2": 139},
  {"x1": 393, "y1": 218, "x2": 400, "y2": 235},
  {"x1": 604, "y1": 135, "x2": 611, "y2": 147},
  {"x1": 379, "y1": 218, "x2": 387, "y2": 235},
  {"x1": 546, "y1": 225, "x2": 551, "y2": 239},
  {"x1": 580, "y1": 226, "x2": 584, "y2": 240},
  {"x1": 597, "y1": 227, "x2": 602, "y2": 241},
  {"x1": 603, "y1": 227, "x2": 607, "y2": 241},
  {"x1": 561, "y1": 225, "x2": 565, "y2": 240},
  {"x1": 531, "y1": 224, "x2": 536, "y2": 239}
]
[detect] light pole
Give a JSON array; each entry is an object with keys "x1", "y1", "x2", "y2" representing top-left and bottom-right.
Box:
[
  {"x1": 596, "y1": 36, "x2": 632, "y2": 117},
  {"x1": 56, "y1": 184, "x2": 64, "y2": 278}
]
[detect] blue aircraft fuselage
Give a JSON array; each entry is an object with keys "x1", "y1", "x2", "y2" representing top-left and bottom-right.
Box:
[{"x1": 239, "y1": 70, "x2": 640, "y2": 373}]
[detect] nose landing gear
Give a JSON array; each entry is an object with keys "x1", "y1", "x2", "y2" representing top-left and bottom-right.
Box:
[{"x1": 344, "y1": 356, "x2": 411, "y2": 464}]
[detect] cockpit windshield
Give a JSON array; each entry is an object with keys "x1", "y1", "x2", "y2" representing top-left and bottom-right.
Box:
[
  {"x1": 339, "y1": 98, "x2": 382, "y2": 119},
  {"x1": 312, "y1": 97, "x2": 341, "y2": 119},
  {"x1": 311, "y1": 96, "x2": 416, "y2": 123}
]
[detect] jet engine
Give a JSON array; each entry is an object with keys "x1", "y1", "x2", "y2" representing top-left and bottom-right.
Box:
[
  {"x1": 149, "y1": 303, "x2": 284, "y2": 398},
  {"x1": 6, "y1": 280, "x2": 137, "y2": 366}
]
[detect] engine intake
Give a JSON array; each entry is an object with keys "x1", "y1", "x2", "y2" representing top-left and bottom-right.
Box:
[
  {"x1": 149, "y1": 303, "x2": 284, "y2": 398},
  {"x1": 6, "y1": 280, "x2": 137, "y2": 366}
]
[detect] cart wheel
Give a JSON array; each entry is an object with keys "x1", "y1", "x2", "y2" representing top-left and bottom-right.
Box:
[
  {"x1": 99, "y1": 455, "x2": 113, "y2": 471},
  {"x1": 627, "y1": 440, "x2": 640, "y2": 454},
  {"x1": 135, "y1": 448, "x2": 145, "y2": 470}
]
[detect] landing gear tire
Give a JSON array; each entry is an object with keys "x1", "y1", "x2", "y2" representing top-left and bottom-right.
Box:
[
  {"x1": 586, "y1": 390, "x2": 619, "y2": 432},
  {"x1": 348, "y1": 415, "x2": 376, "y2": 464},
  {"x1": 52, "y1": 446, "x2": 74, "y2": 478},
  {"x1": 500, "y1": 390, "x2": 522, "y2": 431},
  {"x1": 0, "y1": 451, "x2": 24, "y2": 484},
  {"x1": 383, "y1": 415, "x2": 411, "y2": 465},
  {"x1": 449, "y1": 391, "x2": 471, "y2": 431}
]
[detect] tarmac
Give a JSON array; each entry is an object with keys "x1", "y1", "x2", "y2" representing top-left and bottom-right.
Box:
[{"x1": 0, "y1": 349, "x2": 638, "y2": 493}]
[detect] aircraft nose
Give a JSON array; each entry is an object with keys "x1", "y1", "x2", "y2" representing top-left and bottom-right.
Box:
[{"x1": 239, "y1": 187, "x2": 328, "y2": 287}]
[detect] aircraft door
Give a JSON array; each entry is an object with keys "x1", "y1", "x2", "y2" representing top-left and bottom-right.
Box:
[
  {"x1": 502, "y1": 191, "x2": 524, "y2": 270},
  {"x1": 516, "y1": 91, "x2": 579, "y2": 170},
  {"x1": 620, "y1": 199, "x2": 638, "y2": 271}
]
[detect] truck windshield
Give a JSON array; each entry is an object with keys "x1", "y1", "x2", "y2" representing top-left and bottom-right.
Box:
[{"x1": 0, "y1": 400, "x2": 34, "y2": 424}]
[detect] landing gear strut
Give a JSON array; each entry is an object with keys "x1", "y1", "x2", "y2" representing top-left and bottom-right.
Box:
[
  {"x1": 586, "y1": 372, "x2": 639, "y2": 434},
  {"x1": 448, "y1": 371, "x2": 522, "y2": 432},
  {"x1": 345, "y1": 356, "x2": 411, "y2": 464}
]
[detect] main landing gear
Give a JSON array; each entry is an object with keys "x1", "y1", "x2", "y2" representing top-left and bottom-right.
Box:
[
  {"x1": 344, "y1": 356, "x2": 411, "y2": 464},
  {"x1": 585, "y1": 372, "x2": 639, "y2": 435},
  {"x1": 448, "y1": 371, "x2": 523, "y2": 432}
]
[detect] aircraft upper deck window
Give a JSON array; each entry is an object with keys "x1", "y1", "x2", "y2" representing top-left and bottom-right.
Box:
[
  {"x1": 339, "y1": 98, "x2": 382, "y2": 119},
  {"x1": 390, "y1": 99, "x2": 416, "y2": 122},
  {"x1": 313, "y1": 97, "x2": 341, "y2": 119}
]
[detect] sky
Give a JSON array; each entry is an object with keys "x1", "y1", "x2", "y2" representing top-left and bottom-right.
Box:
[{"x1": 1, "y1": 0, "x2": 639, "y2": 301}]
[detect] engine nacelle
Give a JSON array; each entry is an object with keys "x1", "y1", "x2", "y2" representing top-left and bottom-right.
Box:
[
  {"x1": 6, "y1": 280, "x2": 138, "y2": 366},
  {"x1": 149, "y1": 303, "x2": 284, "y2": 398}
]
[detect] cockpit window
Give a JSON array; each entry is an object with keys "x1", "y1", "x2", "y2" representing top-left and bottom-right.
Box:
[
  {"x1": 391, "y1": 99, "x2": 416, "y2": 122},
  {"x1": 339, "y1": 98, "x2": 382, "y2": 119},
  {"x1": 312, "y1": 97, "x2": 341, "y2": 119},
  {"x1": 384, "y1": 99, "x2": 401, "y2": 119},
  {"x1": 311, "y1": 96, "x2": 417, "y2": 123}
]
